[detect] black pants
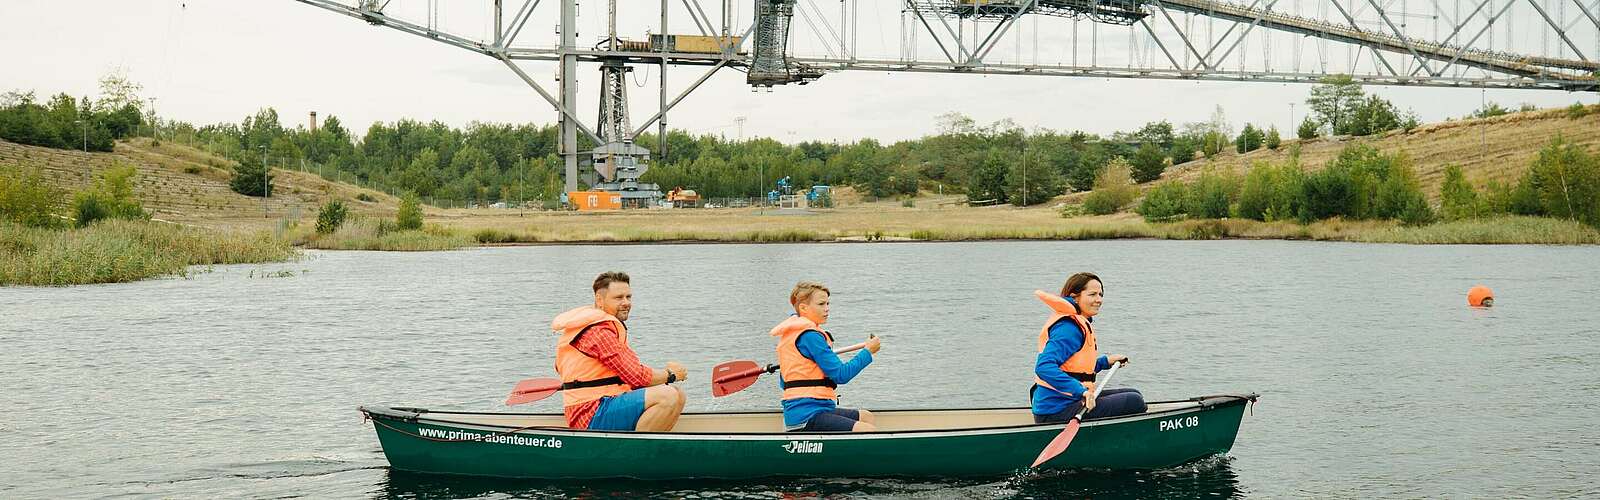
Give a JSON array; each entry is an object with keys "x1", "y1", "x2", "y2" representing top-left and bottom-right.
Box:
[{"x1": 1034, "y1": 387, "x2": 1147, "y2": 423}]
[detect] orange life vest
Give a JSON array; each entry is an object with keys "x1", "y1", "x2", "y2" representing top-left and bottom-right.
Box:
[
  {"x1": 770, "y1": 315, "x2": 839, "y2": 401},
  {"x1": 551, "y1": 305, "x2": 633, "y2": 408},
  {"x1": 1033, "y1": 290, "x2": 1099, "y2": 396}
]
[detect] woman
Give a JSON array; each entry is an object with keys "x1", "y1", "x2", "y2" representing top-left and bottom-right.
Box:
[
  {"x1": 771, "y1": 281, "x2": 883, "y2": 432},
  {"x1": 1031, "y1": 272, "x2": 1145, "y2": 423}
]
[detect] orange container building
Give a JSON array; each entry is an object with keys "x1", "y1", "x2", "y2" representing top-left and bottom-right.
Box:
[{"x1": 569, "y1": 191, "x2": 623, "y2": 211}]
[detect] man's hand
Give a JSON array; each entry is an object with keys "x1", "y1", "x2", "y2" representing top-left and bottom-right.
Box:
[
  {"x1": 666, "y1": 361, "x2": 688, "y2": 383},
  {"x1": 1083, "y1": 394, "x2": 1097, "y2": 412},
  {"x1": 1106, "y1": 354, "x2": 1129, "y2": 365},
  {"x1": 865, "y1": 335, "x2": 882, "y2": 354}
]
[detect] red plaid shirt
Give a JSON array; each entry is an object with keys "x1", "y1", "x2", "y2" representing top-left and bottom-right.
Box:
[{"x1": 564, "y1": 322, "x2": 656, "y2": 429}]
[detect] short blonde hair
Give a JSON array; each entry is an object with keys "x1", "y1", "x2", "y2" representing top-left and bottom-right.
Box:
[{"x1": 789, "y1": 281, "x2": 831, "y2": 310}]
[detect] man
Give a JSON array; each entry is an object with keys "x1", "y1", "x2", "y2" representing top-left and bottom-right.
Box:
[{"x1": 551, "y1": 272, "x2": 688, "y2": 431}]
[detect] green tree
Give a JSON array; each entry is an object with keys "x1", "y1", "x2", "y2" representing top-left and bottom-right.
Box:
[
  {"x1": 230, "y1": 157, "x2": 275, "y2": 197},
  {"x1": 1306, "y1": 75, "x2": 1365, "y2": 135},
  {"x1": 1235, "y1": 124, "x2": 1264, "y2": 153},
  {"x1": 1130, "y1": 142, "x2": 1166, "y2": 183},
  {"x1": 1297, "y1": 116, "x2": 1320, "y2": 139},
  {"x1": 1525, "y1": 137, "x2": 1600, "y2": 227},
  {"x1": 316, "y1": 199, "x2": 349, "y2": 234},
  {"x1": 1185, "y1": 170, "x2": 1239, "y2": 219},
  {"x1": 396, "y1": 192, "x2": 423, "y2": 230},
  {"x1": 967, "y1": 149, "x2": 1011, "y2": 204},
  {"x1": 1083, "y1": 159, "x2": 1137, "y2": 215},
  {"x1": 1136, "y1": 181, "x2": 1187, "y2": 222},
  {"x1": 1007, "y1": 150, "x2": 1064, "y2": 206},
  {"x1": 0, "y1": 163, "x2": 65, "y2": 227},
  {"x1": 1439, "y1": 165, "x2": 1480, "y2": 221}
]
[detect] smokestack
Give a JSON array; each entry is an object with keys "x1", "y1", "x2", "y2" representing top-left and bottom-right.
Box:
[{"x1": 309, "y1": 111, "x2": 319, "y2": 134}]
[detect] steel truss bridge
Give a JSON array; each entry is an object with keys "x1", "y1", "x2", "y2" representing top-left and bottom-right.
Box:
[{"x1": 293, "y1": 0, "x2": 1600, "y2": 195}]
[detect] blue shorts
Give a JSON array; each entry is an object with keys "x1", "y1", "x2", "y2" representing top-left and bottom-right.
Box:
[
  {"x1": 791, "y1": 408, "x2": 862, "y2": 432},
  {"x1": 588, "y1": 388, "x2": 648, "y2": 431}
]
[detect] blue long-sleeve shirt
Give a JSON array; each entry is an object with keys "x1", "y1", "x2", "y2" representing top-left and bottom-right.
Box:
[
  {"x1": 781, "y1": 330, "x2": 874, "y2": 428},
  {"x1": 1031, "y1": 297, "x2": 1110, "y2": 416}
]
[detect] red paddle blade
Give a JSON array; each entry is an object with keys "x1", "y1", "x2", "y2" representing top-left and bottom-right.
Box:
[
  {"x1": 505, "y1": 378, "x2": 562, "y2": 406},
  {"x1": 711, "y1": 360, "x2": 763, "y2": 397},
  {"x1": 1031, "y1": 418, "x2": 1082, "y2": 468}
]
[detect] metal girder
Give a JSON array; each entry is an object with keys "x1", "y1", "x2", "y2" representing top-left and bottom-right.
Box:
[
  {"x1": 1367, "y1": 0, "x2": 1439, "y2": 76},
  {"x1": 294, "y1": 0, "x2": 1600, "y2": 100},
  {"x1": 630, "y1": 61, "x2": 728, "y2": 138},
  {"x1": 968, "y1": 0, "x2": 1041, "y2": 65},
  {"x1": 1526, "y1": 0, "x2": 1591, "y2": 61},
  {"x1": 1328, "y1": 1, "x2": 1402, "y2": 77},
  {"x1": 1151, "y1": 0, "x2": 1214, "y2": 70}
]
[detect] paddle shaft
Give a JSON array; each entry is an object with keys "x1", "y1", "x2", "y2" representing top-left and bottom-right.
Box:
[
  {"x1": 1072, "y1": 361, "x2": 1123, "y2": 420},
  {"x1": 712, "y1": 341, "x2": 870, "y2": 385},
  {"x1": 1028, "y1": 360, "x2": 1126, "y2": 467}
]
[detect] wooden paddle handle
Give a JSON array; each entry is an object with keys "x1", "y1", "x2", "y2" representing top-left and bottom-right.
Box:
[{"x1": 833, "y1": 341, "x2": 869, "y2": 354}]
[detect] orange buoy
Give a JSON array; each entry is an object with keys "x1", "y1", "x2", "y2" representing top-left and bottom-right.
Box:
[{"x1": 1468, "y1": 285, "x2": 1494, "y2": 307}]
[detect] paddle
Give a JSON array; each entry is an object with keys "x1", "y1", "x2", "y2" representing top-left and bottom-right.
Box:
[
  {"x1": 710, "y1": 338, "x2": 872, "y2": 397},
  {"x1": 504, "y1": 377, "x2": 564, "y2": 406},
  {"x1": 1030, "y1": 360, "x2": 1125, "y2": 468}
]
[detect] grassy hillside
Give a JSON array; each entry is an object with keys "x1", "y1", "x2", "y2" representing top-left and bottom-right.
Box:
[
  {"x1": 0, "y1": 137, "x2": 400, "y2": 229},
  {"x1": 1153, "y1": 105, "x2": 1600, "y2": 202}
]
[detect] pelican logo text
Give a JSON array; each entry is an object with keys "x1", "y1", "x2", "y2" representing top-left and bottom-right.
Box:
[{"x1": 783, "y1": 440, "x2": 824, "y2": 454}]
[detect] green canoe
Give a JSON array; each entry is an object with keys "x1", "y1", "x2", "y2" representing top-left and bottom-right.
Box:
[{"x1": 360, "y1": 393, "x2": 1257, "y2": 480}]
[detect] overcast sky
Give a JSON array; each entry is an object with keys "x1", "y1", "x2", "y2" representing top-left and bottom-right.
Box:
[{"x1": 5, "y1": 0, "x2": 1597, "y2": 144}]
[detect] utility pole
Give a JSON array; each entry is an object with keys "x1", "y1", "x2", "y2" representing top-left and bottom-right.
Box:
[
  {"x1": 1023, "y1": 141, "x2": 1029, "y2": 207},
  {"x1": 519, "y1": 154, "x2": 525, "y2": 217},
  {"x1": 260, "y1": 145, "x2": 269, "y2": 219}
]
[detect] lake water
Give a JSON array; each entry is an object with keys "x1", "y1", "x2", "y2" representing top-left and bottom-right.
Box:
[{"x1": 2, "y1": 241, "x2": 1597, "y2": 498}]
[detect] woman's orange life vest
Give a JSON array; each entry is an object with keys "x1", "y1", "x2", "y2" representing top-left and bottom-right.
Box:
[
  {"x1": 770, "y1": 315, "x2": 839, "y2": 401},
  {"x1": 551, "y1": 305, "x2": 633, "y2": 408},
  {"x1": 1033, "y1": 290, "x2": 1099, "y2": 396}
]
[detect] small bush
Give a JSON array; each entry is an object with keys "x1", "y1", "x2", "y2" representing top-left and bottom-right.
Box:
[
  {"x1": 356, "y1": 192, "x2": 377, "y2": 202},
  {"x1": 396, "y1": 193, "x2": 423, "y2": 230},
  {"x1": 901, "y1": 199, "x2": 916, "y2": 208},
  {"x1": 1566, "y1": 103, "x2": 1593, "y2": 119},
  {"x1": 1083, "y1": 159, "x2": 1137, "y2": 215},
  {"x1": 1185, "y1": 170, "x2": 1239, "y2": 219},
  {"x1": 183, "y1": 165, "x2": 202, "y2": 175},
  {"x1": 1297, "y1": 117, "x2": 1319, "y2": 139},
  {"x1": 1137, "y1": 182, "x2": 1187, "y2": 222},
  {"x1": 315, "y1": 199, "x2": 348, "y2": 234},
  {"x1": 1265, "y1": 127, "x2": 1282, "y2": 150},
  {"x1": 71, "y1": 165, "x2": 147, "y2": 227},
  {"x1": 1235, "y1": 161, "x2": 1303, "y2": 222},
  {"x1": 0, "y1": 163, "x2": 65, "y2": 228}
]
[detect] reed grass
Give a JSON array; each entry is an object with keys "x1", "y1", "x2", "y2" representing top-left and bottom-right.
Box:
[
  {"x1": 0, "y1": 219, "x2": 295, "y2": 286},
  {"x1": 298, "y1": 218, "x2": 475, "y2": 251}
]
